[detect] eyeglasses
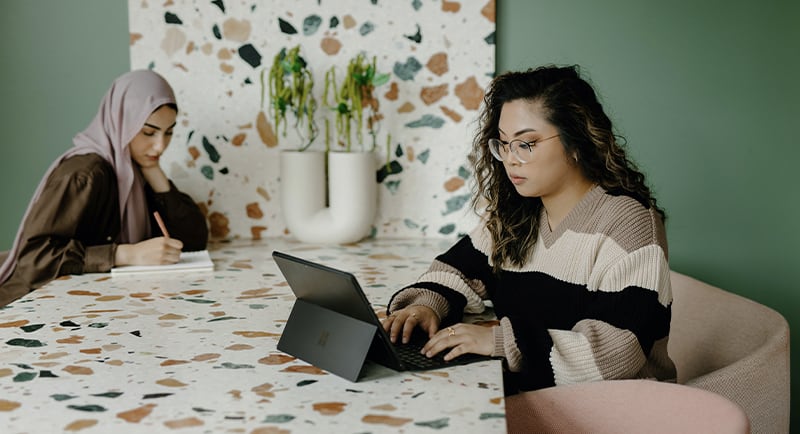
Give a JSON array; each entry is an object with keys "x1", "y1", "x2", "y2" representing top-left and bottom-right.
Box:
[{"x1": 488, "y1": 134, "x2": 560, "y2": 163}]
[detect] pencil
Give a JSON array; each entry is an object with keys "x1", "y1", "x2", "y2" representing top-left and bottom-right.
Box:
[{"x1": 153, "y1": 211, "x2": 170, "y2": 238}]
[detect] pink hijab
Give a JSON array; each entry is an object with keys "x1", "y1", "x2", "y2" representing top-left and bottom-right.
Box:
[{"x1": 0, "y1": 69, "x2": 177, "y2": 284}]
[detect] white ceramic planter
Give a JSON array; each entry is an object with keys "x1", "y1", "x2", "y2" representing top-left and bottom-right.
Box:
[{"x1": 280, "y1": 150, "x2": 377, "y2": 244}]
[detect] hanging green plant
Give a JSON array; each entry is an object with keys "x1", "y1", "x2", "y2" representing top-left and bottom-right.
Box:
[
  {"x1": 264, "y1": 45, "x2": 318, "y2": 151},
  {"x1": 323, "y1": 53, "x2": 390, "y2": 152}
]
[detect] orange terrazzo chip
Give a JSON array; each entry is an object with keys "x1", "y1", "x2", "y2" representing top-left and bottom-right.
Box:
[
  {"x1": 238, "y1": 288, "x2": 272, "y2": 298},
  {"x1": 0, "y1": 320, "x2": 29, "y2": 328},
  {"x1": 96, "y1": 295, "x2": 124, "y2": 302},
  {"x1": 64, "y1": 419, "x2": 98, "y2": 431},
  {"x1": 117, "y1": 403, "x2": 156, "y2": 423},
  {"x1": 256, "y1": 111, "x2": 277, "y2": 147},
  {"x1": 0, "y1": 399, "x2": 22, "y2": 412},
  {"x1": 251, "y1": 427, "x2": 290, "y2": 434},
  {"x1": 164, "y1": 417, "x2": 204, "y2": 428},
  {"x1": 231, "y1": 132, "x2": 246, "y2": 146},
  {"x1": 367, "y1": 254, "x2": 404, "y2": 260},
  {"x1": 281, "y1": 365, "x2": 327, "y2": 375},
  {"x1": 160, "y1": 359, "x2": 190, "y2": 366},
  {"x1": 455, "y1": 76, "x2": 484, "y2": 110},
  {"x1": 68, "y1": 290, "x2": 101, "y2": 297},
  {"x1": 444, "y1": 177, "x2": 465, "y2": 192},
  {"x1": 440, "y1": 105, "x2": 462, "y2": 122},
  {"x1": 63, "y1": 365, "x2": 94, "y2": 375},
  {"x1": 57, "y1": 336, "x2": 85, "y2": 344},
  {"x1": 233, "y1": 331, "x2": 280, "y2": 338},
  {"x1": 251, "y1": 383, "x2": 275, "y2": 398},
  {"x1": 320, "y1": 36, "x2": 342, "y2": 55},
  {"x1": 258, "y1": 354, "x2": 294, "y2": 365},
  {"x1": 40, "y1": 352, "x2": 69, "y2": 360},
  {"x1": 192, "y1": 353, "x2": 220, "y2": 361},
  {"x1": 362, "y1": 414, "x2": 414, "y2": 426},
  {"x1": 426, "y1": 52, "x2": 449, "y2": 76},
  {"x1": 157, "y1": 378, "x2": 188, "y2": 387},
  {"x1": 312, "y1": 402, "x2": 347, "y2": 415}
]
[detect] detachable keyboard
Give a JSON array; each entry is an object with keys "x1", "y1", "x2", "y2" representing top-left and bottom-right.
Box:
[{"x1": 393, "y1": 339, "x2": 494, "y2": 370}]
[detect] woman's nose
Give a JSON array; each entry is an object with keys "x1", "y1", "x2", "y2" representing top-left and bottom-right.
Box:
[{"x1": 152, "y1": 136, "x2": 166, "y2": 152}]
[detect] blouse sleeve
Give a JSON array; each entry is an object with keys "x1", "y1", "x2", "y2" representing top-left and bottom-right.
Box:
[
  {"x1": 11, "y1": 156, "x2": 120, "y2": 290},
  {"x1": 147, "y1": 181, "x2": 208, "y2": 251}
]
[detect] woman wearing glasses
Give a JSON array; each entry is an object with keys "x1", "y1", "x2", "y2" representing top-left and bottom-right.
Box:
[{"x1": 383, "y1": 65, "x2": 675, "y2": 393}]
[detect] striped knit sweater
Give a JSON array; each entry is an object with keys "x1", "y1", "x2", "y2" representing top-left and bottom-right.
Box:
[{"x1": 388, "y1": 186, "x2": 677, "y2": 392}]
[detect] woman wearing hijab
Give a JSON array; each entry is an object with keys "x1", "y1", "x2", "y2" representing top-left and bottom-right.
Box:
[{"x1": 0, "y1": 70, "x2": 208, "y2": 307}]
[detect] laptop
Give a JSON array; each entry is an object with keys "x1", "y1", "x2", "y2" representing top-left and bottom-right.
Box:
[{"x1": 273, "y1": 250, "x2": 493, "y2": 382}]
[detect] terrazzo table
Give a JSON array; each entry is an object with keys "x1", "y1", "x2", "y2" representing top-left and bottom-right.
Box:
[{"x1": 0, "y1": 237, "x2": 506, "y2": 433}]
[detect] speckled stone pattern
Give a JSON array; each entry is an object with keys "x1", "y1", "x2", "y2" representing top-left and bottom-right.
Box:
[
  {"x1": 0, "y1": 238, "x2": 505, "y2": 433},
  {"x1": 128, "y1": 0, "x2": 495, "y2": 241}
]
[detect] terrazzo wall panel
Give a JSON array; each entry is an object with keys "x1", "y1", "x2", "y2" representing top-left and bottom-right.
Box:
[{"x1": 128, "y1": 0, "x2": 496, "y2": 241}]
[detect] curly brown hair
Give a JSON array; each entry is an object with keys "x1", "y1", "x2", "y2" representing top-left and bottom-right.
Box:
[{"x1": 469, "y1": 65, "x2": 664, "y2": 271}]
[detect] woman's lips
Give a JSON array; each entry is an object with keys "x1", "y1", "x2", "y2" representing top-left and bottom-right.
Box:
[{"x1": 509, "y1": 175, "x2": 526, "y2": 185}]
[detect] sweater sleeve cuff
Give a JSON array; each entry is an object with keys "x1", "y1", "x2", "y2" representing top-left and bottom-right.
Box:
[
  {"x1": 500, "y1": 317, "x2": 524, "y2": 372},
  {"x1": 492, "y1": 325, "x2": 504, "y2": 358},
  {"x1": 388, "y1": 287, "x2": 450, "y2": 321},
  {"x1": 85, "y1": 244, "x2": 115, "y2": 273}
]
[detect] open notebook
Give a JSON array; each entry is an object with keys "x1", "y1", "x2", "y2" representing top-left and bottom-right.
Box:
[{"x1": 111, "y1": 250, "x2": 213, "y2": 276}]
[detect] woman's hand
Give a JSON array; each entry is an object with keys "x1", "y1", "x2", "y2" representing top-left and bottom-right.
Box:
[
  {"x1": 421, "y1": 323, "x2": 494, "y2": 361},
  {"x1": 115, "y1": 237, "x2": 183, "y2": 266},
  {"x1": 139, "y1": 165, "x2": 170, "y2": 193},
  {"x1": 382, "y1": 305, "x2": 440, "y2": 344}
]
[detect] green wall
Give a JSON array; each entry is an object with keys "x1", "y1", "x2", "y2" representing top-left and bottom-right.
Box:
[
  {"x1": 497, "y1": 0, "x2": 799, "y2": 429},
  {"x1": 1, "y1": 0, "x2": 797, "y2": 430},
  {"x1": 0, "y1": 0, "x2": 130, "y2": 249}
]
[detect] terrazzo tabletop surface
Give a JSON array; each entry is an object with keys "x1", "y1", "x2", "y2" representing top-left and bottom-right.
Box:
[{"x1": 0, "y1": 237, "x2": 506, "y2": 433}]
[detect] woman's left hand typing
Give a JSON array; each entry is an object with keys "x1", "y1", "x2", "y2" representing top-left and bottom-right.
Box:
[{"x1": 421, "y1": 323, "x2": 494, "y2": 361}]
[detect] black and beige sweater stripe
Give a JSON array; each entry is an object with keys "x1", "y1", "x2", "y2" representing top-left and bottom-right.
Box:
[{"x1": 388, "y1": 186, "x2": 677, "y2": 391}]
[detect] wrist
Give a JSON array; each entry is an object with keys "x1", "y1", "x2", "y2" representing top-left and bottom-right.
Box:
[
  {"x1": 114, "y1": 244, "x2": 131, "y2": 266},
  {"x1": 141, "y1": 166, "x2": 170, "y2": 193}
]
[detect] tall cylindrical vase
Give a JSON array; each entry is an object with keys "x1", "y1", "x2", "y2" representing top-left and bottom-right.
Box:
[{"x1": 280, "y1": 150, "x2": 377, "y2": 244}]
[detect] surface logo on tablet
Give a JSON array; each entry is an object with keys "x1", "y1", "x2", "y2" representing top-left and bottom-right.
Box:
[{"x1": 317, "y1": 331, "x2": 330, "y2": 347}]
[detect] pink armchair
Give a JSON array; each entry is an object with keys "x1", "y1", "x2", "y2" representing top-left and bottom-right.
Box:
[
  {"x1": 668, "y1": 271, "x2": 790, "y2": 433},
  {"x1": 506, "y1": 271, "x2": 790, "y2": 433}
]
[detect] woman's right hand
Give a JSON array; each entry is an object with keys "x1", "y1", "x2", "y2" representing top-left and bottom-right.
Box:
[
  {"x1": 114, "y1": 237, "x2": 183, "y2": 266},
  {"x1": 382, "y1": 305, "x2": 440, "y2": 344}
]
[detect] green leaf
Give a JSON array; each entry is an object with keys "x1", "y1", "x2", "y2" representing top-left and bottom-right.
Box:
[{"x1": 373, "y1": 73, "x2": 390, "y2": 86}]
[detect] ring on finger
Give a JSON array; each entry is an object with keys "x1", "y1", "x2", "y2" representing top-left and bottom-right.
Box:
[{"x1": 447, "y1": 326, "x2": 455, "y2": 336}]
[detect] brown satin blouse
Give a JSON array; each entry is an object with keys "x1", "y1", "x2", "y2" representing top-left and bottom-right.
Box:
[{"x1": 0, "y1": 154, "x2": 208, "y2": 306}]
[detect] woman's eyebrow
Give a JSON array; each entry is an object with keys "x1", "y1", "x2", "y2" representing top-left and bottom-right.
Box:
[
  {"x1": 498, "y1": 127, "x2": 538, "y2": 138},
  {"x1": 143, "y1": 122, "x2": 177, "y2": 130}
]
